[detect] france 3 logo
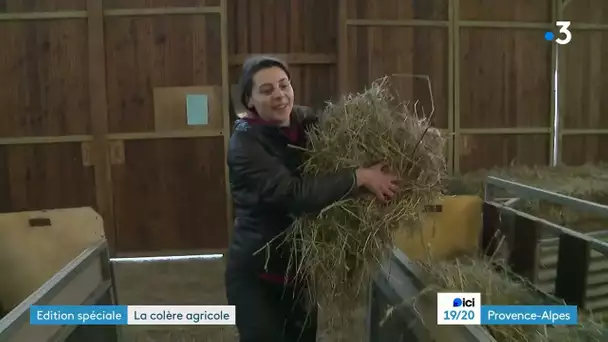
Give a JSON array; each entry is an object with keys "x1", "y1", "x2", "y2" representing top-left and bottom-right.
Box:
[{"x1": 437, "y1": 292, "x2": 481, "y2": 325}]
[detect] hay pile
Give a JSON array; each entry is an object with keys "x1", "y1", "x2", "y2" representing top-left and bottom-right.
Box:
[
  {"x1": 450, "y1": 164, "x2": 608, "y2": 201},
  {"x1": 284, "y1": 78, "x2": 447, "y2": 322},
  {"x1": 415, "y1": 255, "x2": 606, "y2": 341},
  {"x1": 448, "y1": 164, "x2": 608, "y2": 234}
]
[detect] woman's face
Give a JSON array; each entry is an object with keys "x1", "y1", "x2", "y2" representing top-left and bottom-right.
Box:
[{"x1": 248, "y1": 66, "x2": 294, "y2": 126}]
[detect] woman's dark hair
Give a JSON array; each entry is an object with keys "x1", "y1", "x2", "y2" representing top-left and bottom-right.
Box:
[{"x1": 238, "y1": 55, "x2": 290, "y2": 111}]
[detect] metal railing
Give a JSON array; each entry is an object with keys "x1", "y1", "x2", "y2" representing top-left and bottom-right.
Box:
[
  {"x1": 0, "y1": 240, "x2": 119, "y2": 342},
  {"x1": 368, "y1": 176, "x2": 608, "y2": 340},
  {"x1": 368, "y1": 248, "x2": 494, "y2": 342},
  {"x1": 483, "y1": 176, "x2": 608, "y2": 310}
]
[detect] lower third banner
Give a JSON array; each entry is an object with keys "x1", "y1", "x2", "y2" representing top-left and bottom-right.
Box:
[
  {"x1": 30, "y1": 305, "x2": 236, "y2": 325},
  {"x1": 481, "y1": 305, "x2": 578, "y2": 325}
]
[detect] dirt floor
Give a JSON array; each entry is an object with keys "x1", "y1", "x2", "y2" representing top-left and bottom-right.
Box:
[
  {"x1": 112, "y1": 257, "x2": 367, "y2": 342},
  {"x1": 113, "y1": 258, "x2": 239, "y2": 342}
]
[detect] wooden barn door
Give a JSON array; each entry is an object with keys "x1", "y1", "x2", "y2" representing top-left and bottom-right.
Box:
[{"x1": 101, "y1": 0, "x2": 232, "y2": 257}]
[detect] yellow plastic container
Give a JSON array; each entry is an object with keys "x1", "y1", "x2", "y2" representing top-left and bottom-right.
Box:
[{"x1": 394, "y1": 195, "x2": 483, "y2": 261}]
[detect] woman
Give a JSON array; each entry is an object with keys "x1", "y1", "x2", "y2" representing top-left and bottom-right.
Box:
[{"x1": 225, "y1": 55, "x2": 399, "y2": 342}]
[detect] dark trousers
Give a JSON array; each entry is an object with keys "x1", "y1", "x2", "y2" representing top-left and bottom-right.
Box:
[{"x1": 225, "y1": 271, "x2": 318, "y2": 342}]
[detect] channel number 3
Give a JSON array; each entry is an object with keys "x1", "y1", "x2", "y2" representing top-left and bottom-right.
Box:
[{"x1": 556, "y1": 21, "x2": 572, "y2": 45}]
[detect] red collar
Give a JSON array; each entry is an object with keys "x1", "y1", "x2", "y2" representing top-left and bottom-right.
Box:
[{"x1": 242, "y1": 113, "x2": 301, "y2": 144}]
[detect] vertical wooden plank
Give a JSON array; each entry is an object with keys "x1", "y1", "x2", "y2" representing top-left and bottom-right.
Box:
[
  {"x1": 481, "y1": 203, "x2": 501, "y2": 257},
  {"x1": 554, "y1": 234, "x2": 589, "y2": 307},
  {"x1": 221, "y1": 0, "x2": 233, "y2": 241},
  {"x1": 447, "y1": 0, "x2": 455, "y2": 175},
  {"x1": 556, "y1": 0, "x2": 568, "y2": 166},
  {"x1": 87, "y1": 0, "x2": 115, "y2": 253},
  {"x1": 508, "y1": 215, "x2": 540, "y2": 281},
  {"x1": 337, "y1": 0, "x2": 348, "y2": 95},
  {"x1": 453, "y1": 0, "x2": 461, "y2": 174},
  {"x1": 249, "y1": 0, "x2": 263, "y2": 51}
]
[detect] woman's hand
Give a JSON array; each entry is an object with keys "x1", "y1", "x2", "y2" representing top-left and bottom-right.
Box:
[{"x1": 355, "y1": 163, "x2": 400, "y2": 202}]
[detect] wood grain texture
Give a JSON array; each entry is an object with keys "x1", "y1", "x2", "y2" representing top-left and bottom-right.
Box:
[
  {"x1": 104, "y1": 11, "x2": 228, "y2": 254},
  {"x1": 111, "y1": 138, "x2": 227, "y2": 253},
  {"x1": 0, "y1": 143, "x2": 96, "y2": 213},
  {"x1": 459, "y1": 0, "x2": 551, "y2": 22},
  {"x1": 349, "y1": 0, "x2": 448, "y2": 21},
  {"x1": 105, "y1": 15, "x2": 222, "y2": 133},
  {"x1": 561, "y1": 0, "x2": 608, "y2": 24},
  {"x1": 559, "y1": 1, "x2": 608, "y2": 164},
  {"x1": 0, "y1": 20, "x2": 90, "y2": 137},
  {"x1": 560, "y1": 30, "x2": 608, "y2": 129},
  {"x1": 346, "y1": 25, "x2": 449, "y2": 129},
  {"x1": 228, "y1": 0, "x2": 337, "y2": 106},
  {"x1": 459, "y1": 135, "x2": 550, "y2": 173},
  {"x1": 103, "y1": 0, "x2": 220, "y2": 9},
  {"x1": 459, "y1": 29, "x2": 552, "y2": 129},
  {"x1": 561, "y1": 136, "x2": 608, "y2": 166},
  {"x1": 0, "y1": 0, "x2": 84, "y2": 12}
]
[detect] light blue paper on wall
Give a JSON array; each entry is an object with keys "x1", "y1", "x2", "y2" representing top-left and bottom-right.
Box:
[{"x1": 186, "y1": 94, "x2": 209, "y2": 125}]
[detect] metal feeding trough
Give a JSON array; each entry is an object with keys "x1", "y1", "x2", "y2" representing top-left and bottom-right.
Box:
[
  {"x1": 0, "y1": 208, "x2": 119, "y2": 342},
  {"x1": 367, "y1": 248, "x2": 496, "y2": 342}
]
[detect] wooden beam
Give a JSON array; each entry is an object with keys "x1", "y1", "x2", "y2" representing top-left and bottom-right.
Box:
[
  {"x1": 555, "y1": 234, "x2": 590, "y2": 307},
  {"x1": 481, "y1": 203, "x2": 502, "y2": 259},
  {"x1": 337, "y1": 0, "x2": 348, "y2": 95},
  {"x1": 453, "y1": 0, "x2": 462, "y2": 174},
  {"x1": 107, "y1": 130, "x2": 224, "y2": 141},
  {"x1": 0, "y1": 130, "x2": 225, "y2": 145},
  {"x1": 447, "y1": 0, "x2": 455, "y2": 175},
  {"x1": 509, "y1": 215, "x2": 541, "y2": 281},
  {"x1": 0, "y1": 11, "x2": 87, "y2": 20},
  {"x1": 87, "y1": 0, "x2": 116, "y2": 255},
  {"x1": 104, "y1": 6, "x2": 221, "y2": 17},
  {"x1": 570, "y1": 23, "x2": 608, "y2": 30},
  {"x1": 561, "y1": 129, "x2": 608, "y2": 135},
  {"x1": 220, "y1": 0, "x2": 234, "y2": 244},
  {"x1": 459, "y1": 21, "x2": 551, "y2": 29},
  {"x1": 459, "y1": 127, "x2": 552, "y2": 134},
  {"x1": 229, "y1": 53, "x2": 336, "y2": 66},
  {"x1": 0, "y1": 135, "x2": 93, "y2": 145},
  {"x1": 346, "y1": 19, "x2": 449, "y2": 27}
]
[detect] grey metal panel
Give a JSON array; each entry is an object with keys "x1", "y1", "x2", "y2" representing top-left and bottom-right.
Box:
[
  {"x1": 485, "y1": 176, "x2": 608, "y2": 218},
  {"x1": 0, "y1": 240, "x2": 119, "y2": 342},
  {"x1": 368, "y1": 249, "x2": 495, "y2": 342},
  {"x1": 64, "y1": 290, "x2": 119, "y2": 342},
  {"x1": 487, "y1": 201, "x2": 608, "y2": 257}
]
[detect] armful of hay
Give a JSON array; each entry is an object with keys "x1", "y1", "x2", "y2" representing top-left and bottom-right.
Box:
[{"x1": 228, "y1": 132, "x2": 360, "y2": 216}]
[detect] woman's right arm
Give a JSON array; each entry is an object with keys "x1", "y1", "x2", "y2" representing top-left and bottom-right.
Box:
[{"x1": 228, "y1": 133, "x2": 357, "y2": 216}]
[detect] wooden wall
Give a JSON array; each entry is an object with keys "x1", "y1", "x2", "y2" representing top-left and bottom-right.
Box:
[
  {"x1": 454, "y1": 0, "x2": 553, "y2": 173},
  {"x1": 228, "y1": 0, "x2": 608, "y2": 173},
  {"x1": 227, "y1": 0, "x2": 337, "y2": 110},
  {"x1": 559, "y1": 1, "x2": 608, "y2": 165},
  {"x1": 0, "y1": 0, "x2": 231, "y2": 256},
  {"x1": 342, "y1": 0, "x2": 452, "y2": 171},
  {"x1": 0, "y1": 0, "x2": 607, "y2": 256},
  {"x1": 338, "y1": 0, "x2": 608, "y2": 174}
]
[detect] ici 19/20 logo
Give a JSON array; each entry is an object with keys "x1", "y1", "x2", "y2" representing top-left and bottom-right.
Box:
[{"x1": 453, "y1": 297, "x2": 475, "y2": 308}]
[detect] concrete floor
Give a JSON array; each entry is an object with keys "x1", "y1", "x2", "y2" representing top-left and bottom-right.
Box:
[
  {"x1": 112, "y1": 257, "x2": 367, "y2": 342},
  {"x1": 113, "y1": 258, "x2": 238, "y2": 342}
]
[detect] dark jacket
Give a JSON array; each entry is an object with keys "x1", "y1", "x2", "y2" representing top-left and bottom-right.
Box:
[{"x1": 225, "y1": 105, "x2": 357, "y2": 281}]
